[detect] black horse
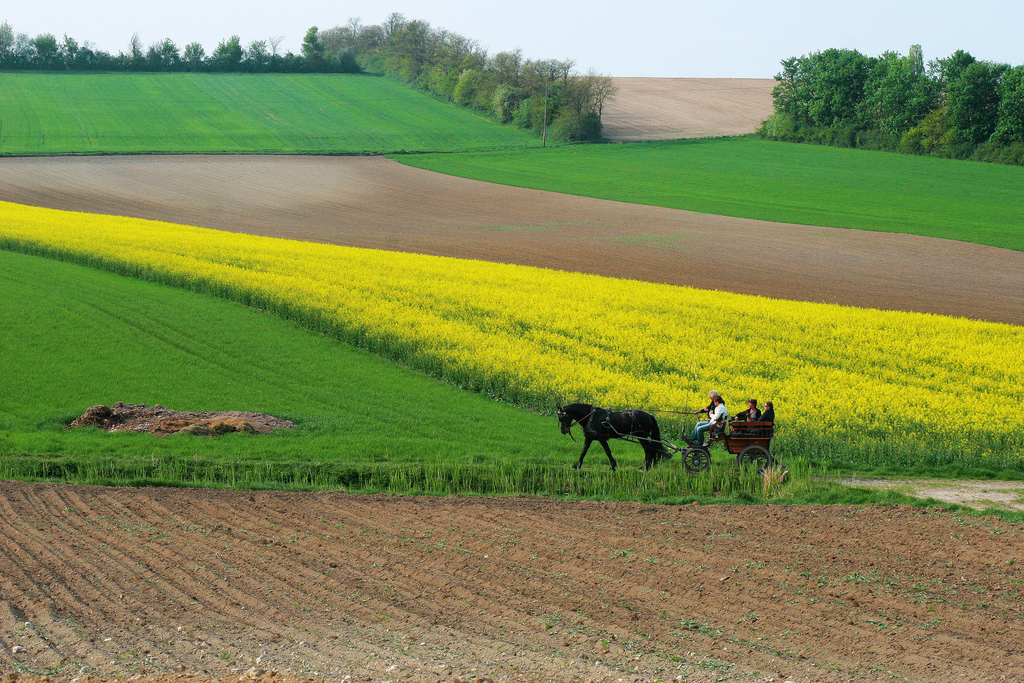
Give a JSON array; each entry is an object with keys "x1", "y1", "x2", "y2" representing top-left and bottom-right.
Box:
[{"x1": 556, "y1": 403, "x2": 670, "y2": 471}]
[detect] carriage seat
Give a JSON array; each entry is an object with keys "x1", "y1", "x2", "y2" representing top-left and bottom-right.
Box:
[{"x1": 729, "y1": 421, "x2": 775, "y2": 438}]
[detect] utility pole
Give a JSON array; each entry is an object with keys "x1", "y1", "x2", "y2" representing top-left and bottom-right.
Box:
[{"x1": 542, "y1": 81, "x2": 548, "y2": 147}]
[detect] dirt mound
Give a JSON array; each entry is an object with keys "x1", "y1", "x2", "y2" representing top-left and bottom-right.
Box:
[
  {"x1": 1, "y1": 481, "x2": 1022, "y2": 682},
  {"x1": 68, "y1": 402, "x2": 295, "y2": 437}
]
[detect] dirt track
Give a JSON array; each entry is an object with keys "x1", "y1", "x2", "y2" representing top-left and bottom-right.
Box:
[
  {"x1": 2, "y1": 481, "x2": 1023, "y2": 683},
  {"x1": 1, "y1": 155, "x2": 1022, "y2": 326}
]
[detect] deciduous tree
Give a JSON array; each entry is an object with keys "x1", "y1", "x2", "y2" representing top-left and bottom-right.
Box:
[
  {"x1": 859, "y1": 47, "x2": 935, "y2": 135},
  {"x1": 212, "y1": 35, "x2": 243, "y2": 69},
  {"x1": 947, "y1": 60, "x2": 1004, "y2": 143},
  {"x1": 301, "y1": 26, "x2": 324, "y2": 65},
  {"x1": 0, "y1": 21, "x2": 14, "y2": 62},
  {"x1": 33, "y1": 33, "x2": 59, "y2": 69},
  {"x1": 993, "y1": 65, "x2": 1024, "y2": 144},
  {"x1": 182, "y1": 42, "x2": 205, "y2": 70}
]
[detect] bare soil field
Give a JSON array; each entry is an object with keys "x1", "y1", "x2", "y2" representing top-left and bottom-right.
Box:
[
  {"x1": 602, "y1": 79, "x2": 777, "y2": 141},
  {"x1": 2, "y1": 481, "x2": 1023, "y2": 683},
  {"x1": 2, "y1": 155, "x2": 1023, "y2": 326}
]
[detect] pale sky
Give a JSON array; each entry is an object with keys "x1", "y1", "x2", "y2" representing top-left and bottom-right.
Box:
[{"x1": 3, "y1": 1, "x2": 1022, "y2": 78}]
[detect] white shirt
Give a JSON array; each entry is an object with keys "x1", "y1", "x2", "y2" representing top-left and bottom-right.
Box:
[{"x1": 709, "y1": 403, "x2": 728, "y2": 424}]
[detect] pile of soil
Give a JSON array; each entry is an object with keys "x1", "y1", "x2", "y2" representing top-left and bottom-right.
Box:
[{"x1": 68, "y1": 402, "x2": 296, "y2": 437}]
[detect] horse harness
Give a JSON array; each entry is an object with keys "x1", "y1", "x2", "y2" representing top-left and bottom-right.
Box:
[
  {"x1": 569, "y1": 407, "x2": 642, "y2": 440},
  {"x1": 562, "y1": 407, "x2": 597, "y2": 441}
]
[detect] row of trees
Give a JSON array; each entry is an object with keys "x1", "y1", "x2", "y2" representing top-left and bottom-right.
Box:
[
  {"x1": 314, "y1": 14, "x2": 617, "y2": 141},
  {"x1": 758, "y1": 46, "x2": 1024, "y2": 165},
  {"x1": 0, "y1": 21, "x2": 359, "y2": 73}
]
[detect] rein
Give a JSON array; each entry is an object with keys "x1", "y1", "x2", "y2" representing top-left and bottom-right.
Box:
[{"x1": 563, "y1": 407, "x2": 598, "y2": 442}]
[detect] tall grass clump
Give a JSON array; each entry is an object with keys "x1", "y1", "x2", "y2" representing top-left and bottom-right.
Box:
[{"x1": 0, "y1": 450, "x2": 801, "y2": 503}]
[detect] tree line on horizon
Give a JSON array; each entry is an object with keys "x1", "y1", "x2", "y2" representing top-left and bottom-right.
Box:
[
  {"x1": 314, "y1": 13, "x2": 617, "y2": 142},
  {"x1": 0, "y1": 14, "x2": 616, "y2": 143},
  {"x1": 0, "y1": 21, "x2": 359, "y2": 73},
  {"x1": 758, "y1": 46, "x2": 1024, "y2": 165}
]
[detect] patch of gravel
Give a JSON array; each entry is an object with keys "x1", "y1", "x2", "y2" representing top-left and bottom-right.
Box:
[{"x1": 843, "y1": 477, "x2": 1024, "y2": 511}]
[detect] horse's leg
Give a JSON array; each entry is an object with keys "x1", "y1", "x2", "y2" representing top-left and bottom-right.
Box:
[
  {"x1": 573, "y1": 438, "x2": 594, "y2": 470},
  {"x1": 639, "y1": 438, "x2": 668, "y2": 469},
  {"x1": 640, "y1": 419, "x2": 667, "y2": 469},
  {"x1": 642, "y1": 441, "x2": 659, "y2": 470},
  {"x1": 598, "y1": 439, "x2": 617, "y2": 471}
]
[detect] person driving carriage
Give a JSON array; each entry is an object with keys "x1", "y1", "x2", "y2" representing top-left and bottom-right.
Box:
[
  {"x1": 686, "y1": 393, "x2": 727, "y2": 447},
  {"x1": 692, "y1": 390, "x2": 722, "y2": 417}
]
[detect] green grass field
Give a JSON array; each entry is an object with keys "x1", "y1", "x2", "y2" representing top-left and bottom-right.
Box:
[
  {"x1": 0, "y1": 72, "x2": 536, "y2": 155},
  {"x1": 1, "y1": 248, "x2": 836, "y2": 502},
  {"x1": 396, "y1": 137, "x2": 1024, "y2": 252}
]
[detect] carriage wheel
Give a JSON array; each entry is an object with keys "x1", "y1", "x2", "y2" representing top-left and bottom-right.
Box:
[
  {"x1": 737, "y1": 445, "x2": 772, "y2": 473},
  {"x1": 682, "y1": 447, "x2": 711, "y2": 474}
]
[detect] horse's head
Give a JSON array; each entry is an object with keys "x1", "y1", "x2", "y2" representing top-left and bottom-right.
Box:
[
  {"x1": 557, "y1": 403, "x2": 592, "y2": 435},
  {"x1": 556, "y1": 406, "x2": 573, "y2": 434}
]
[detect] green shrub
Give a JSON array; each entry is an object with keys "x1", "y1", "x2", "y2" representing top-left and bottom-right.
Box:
[{"x1": 755, "y1": 111, "x2": 800, "y2": 140}]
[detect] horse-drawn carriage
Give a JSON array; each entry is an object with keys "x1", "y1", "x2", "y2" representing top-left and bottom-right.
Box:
[
  {"x1": 556, "y1": 402, "x2": 776, "y2": 473},
  {"x1": 678, "y1": 420, "x2": 776, "y2": 474}
]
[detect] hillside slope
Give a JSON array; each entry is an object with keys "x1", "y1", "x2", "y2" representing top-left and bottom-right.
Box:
[{"x1": 0, "y1": 73, "x2": 535, "y2": 154}]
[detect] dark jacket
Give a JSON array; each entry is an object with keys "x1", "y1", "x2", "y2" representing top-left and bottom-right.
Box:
[
  {"x1": 700, "y1": 398, "x2": 726, "y2": 415},
  {"x1": 735, "y1": 407, "x2": 762, "y2": 422},
  {"x1": 759, "y1": 407, "x2": 775, "y2": 423}
]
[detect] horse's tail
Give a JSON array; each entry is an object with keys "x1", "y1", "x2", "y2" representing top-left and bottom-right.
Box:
[{"x1": 644, "y1": 415, "x2": 669, "y2": 455}]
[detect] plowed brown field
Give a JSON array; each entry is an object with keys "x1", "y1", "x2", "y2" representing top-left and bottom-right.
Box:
[
  {"x1": 2, "y1": 482, "x2": 1023, "y2": 683},
  {"x1": 1, "y1": 155, "x2": 1022, "y2": 326},
  {"x1": 602, "y1": 78, "x2": 777, "y2": 140},
  {"x1": 3, "y1": 79, "x2": 1023, "y2": 683}
]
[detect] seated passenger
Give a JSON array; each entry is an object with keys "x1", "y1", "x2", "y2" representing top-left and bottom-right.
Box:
[
  {"x1": 759, "y1": 401, "x2": 775, "y2": 423},
  {"x1": 733, "y1": 399, "x2": 762, "y2": 422}
]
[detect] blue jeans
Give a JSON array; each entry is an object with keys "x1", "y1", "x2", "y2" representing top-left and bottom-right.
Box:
[{"x1": 691, "y1": 421, "x2": 713, "y2": 445}]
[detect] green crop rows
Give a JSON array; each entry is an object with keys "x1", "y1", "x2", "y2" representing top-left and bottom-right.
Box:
[{"x1": 0, "y1": 72, "x2": 537, "y2": 155}]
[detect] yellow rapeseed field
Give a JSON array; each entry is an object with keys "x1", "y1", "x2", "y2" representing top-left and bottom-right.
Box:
[{"x1": 2, "y1": 201, "x2": 1021, "y2": 464}]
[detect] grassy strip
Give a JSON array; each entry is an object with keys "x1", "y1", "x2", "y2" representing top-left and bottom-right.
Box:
[
  {"x1": 0, "y1": 72, "x2": 536, "y2": 155},
  {"x1": 0, "y1": 450, "x2": 809, "y2": 503},
  {"x1": 395, "y1": 137, "x2": 1024, "y2": 252}
]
